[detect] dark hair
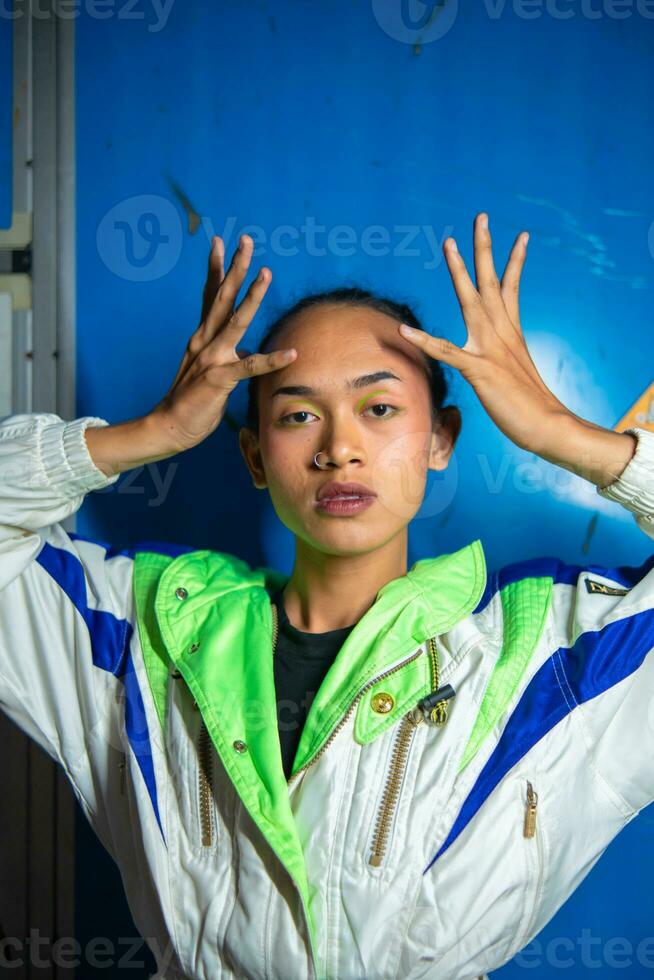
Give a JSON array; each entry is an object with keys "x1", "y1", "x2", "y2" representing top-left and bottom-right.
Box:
[{"x1": 244, "y1": 287, "x2": 451, "y2": 434}]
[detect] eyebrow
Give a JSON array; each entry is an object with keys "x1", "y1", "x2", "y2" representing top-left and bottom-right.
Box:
[{"x1": 270, "y1": 370, "x2": 403, "y2": 399}]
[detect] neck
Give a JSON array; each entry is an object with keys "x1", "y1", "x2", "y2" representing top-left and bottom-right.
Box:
[{"x1": 280, "y1": 529, "x2": 408, "y2": 633}]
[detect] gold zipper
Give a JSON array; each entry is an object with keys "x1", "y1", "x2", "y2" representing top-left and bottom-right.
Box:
[
  {"x1": 285, "y1": 648, "x2": 425, "y2": 785},
  {"x1": 515, "y1": 779, "x2": 543, "y2": 951},
  {"x1": 197, "y1": 722, "x2": 215, "y2": 847},
  {"x1": 426, "y1": 636, "x2": 449, "y2": 726},
  {"x1": 367, "y1": 636, "x2": 450, "y2": 866},
  {"x1": 368, "y1": 708, "x2": 423, "y2": 866},
  {"x1": 271, "y1": 600, "x2": 441, "y2": 797},
  {"x1": 271, "y1": 598, "x2": 279, "y2": 652},
  {"x1": 524, "y1": 780, "x2": 538, "y2": 838}
]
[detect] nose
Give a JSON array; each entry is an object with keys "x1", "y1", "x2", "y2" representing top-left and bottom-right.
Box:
[{"x1": 317, "y1": 414, "x2": 367, "y2": 468}]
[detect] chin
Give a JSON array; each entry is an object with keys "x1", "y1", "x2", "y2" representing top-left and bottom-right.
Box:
[{"x1": 308, "y1": 523, "x2": 394, "y2": 556}]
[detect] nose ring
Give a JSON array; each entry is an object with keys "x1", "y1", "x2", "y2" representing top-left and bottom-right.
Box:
[{"x1": 313, "y1": 451, "x2": 330, "y2": 469}]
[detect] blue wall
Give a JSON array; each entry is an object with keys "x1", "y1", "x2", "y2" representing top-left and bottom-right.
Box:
[
  {"x1": 0, "y1": 14, "x2": 11, "y2": 229},
  {"x1": 75, "y1": 2, "x2": 654, "y2": 976}
]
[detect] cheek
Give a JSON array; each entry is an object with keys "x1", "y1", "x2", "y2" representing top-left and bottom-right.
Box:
[
  {"x1": 368, "y1": 428, "x2": 432, "y2": 520},
  {"x1": 371, "y1": 426, "x2": 432, "y2": 488},
  {"x1": 260, "y1": 431, "x2": 311, "y2": 493}
]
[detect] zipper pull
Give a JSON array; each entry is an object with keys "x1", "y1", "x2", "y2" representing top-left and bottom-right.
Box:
[
  {"x1": 524, "y1": 780, "x2": 538, "y2": 838},
  {"x1": 409, "y1": 706, "x2": 425, "y2": 726},
  {"x1": 119, "y1": 754, "x2": 127, "y2": 796},
  {"x1": 416, "y1": 684, "x2": 456, "y2": 727},
  {"x1": 430, "y1": 702, "x2": 449, "y2": 726}
]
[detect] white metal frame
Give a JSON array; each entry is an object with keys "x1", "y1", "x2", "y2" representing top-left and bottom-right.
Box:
[{"x1": 0, "y1": 6, "x2": 77, "y2": 974}]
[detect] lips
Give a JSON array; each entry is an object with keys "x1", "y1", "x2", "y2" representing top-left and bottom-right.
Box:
[{"x1": 316, "y1": 481, "x2": 377, "y2": 501}]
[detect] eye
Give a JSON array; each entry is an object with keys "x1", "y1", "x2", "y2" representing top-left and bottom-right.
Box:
[
  {"x1": 364, "y1": 403, "x2": 398, "y2": 418},
  {"x1": 278, "y1": 410, "x2": 319, "y2": 425}
]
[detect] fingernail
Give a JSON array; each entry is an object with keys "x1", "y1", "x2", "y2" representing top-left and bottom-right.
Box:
[
  {"x1": 523, "y1": 232, "x2": 529, "y2": 247},
  {"x1": 479, "y1": 214, "x2": 488, "y2": 230},
  {"x1": 399, "y1": 323, "x2": 415, "y2": 335},
  {"x1": 448, "y1": 239, "x2": 458, "y2": 254}
]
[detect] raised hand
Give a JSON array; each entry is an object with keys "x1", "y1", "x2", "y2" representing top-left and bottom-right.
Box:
[
  {"x1": 398, "y1": 213, "x2": 568, "y2": 455},
  {"x1": 397, "y1": 213, "x2": 636, "y2": 487},
  {"x1": 151, "y1": 234, "x2": 297, "y2": 452}
]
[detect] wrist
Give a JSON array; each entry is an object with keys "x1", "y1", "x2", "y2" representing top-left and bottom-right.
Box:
[
  {"x1": 536, "y1": 412, "x2": 637, "y2": 488},
  {"x1": 84, "y1": 413, "x2": 182, "y2": 477}
]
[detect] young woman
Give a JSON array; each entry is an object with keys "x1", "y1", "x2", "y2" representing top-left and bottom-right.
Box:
[{"x1": 1, "y1": 213, "x2": 652, "y2": 980}]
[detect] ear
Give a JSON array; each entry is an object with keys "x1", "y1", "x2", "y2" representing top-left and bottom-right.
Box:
[
  {"x1": 427, "y1": 406, "x2": 461, "y2": 472},
  {"x1": 238, "y1": 426, "x2": 268, "y2": 490}
]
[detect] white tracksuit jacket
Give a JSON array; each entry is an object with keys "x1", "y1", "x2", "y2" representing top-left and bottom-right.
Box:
[{"x1": 1, "y1": 412, "x2": 654, "y2": 980}]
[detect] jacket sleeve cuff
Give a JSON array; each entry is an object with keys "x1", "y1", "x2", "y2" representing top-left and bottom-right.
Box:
[
  {"x1": 38, "y1": 416, "x2": 121, "y2": 497},
  {"x1": 596, "y1": 427, "x2": 654, "y2": 521}
]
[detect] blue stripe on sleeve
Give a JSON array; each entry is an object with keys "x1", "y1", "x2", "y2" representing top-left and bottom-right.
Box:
[
  {"x1": 36, "y1": 541, "x2": 132, "y2": 675},
  {"x1": 35, "y1": 540, "x2": 165, "y2": 842},
  {"x1": 424, "y1": 605, "x2": 654, "y2": 873},
  {"x1": 473, "y1": 553, "x2": 654, "y2": 615},
  {"x1": 123, "y1": 648, "x2": 165, "y2": 841}
]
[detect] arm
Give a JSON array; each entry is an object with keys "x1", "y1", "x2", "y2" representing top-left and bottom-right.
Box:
[
  {"x1": 594, "y1": 424, "x2": 654, "y2": 540},
  {"x1": 0, "y1": 232, "x2": 296, "y2": 810},
  {"x1": 0, "y1": 412, "x2": 128, "y2": 787},
  {"x1": 399, "y1": 212, "x2": 654, "y2": 812}
]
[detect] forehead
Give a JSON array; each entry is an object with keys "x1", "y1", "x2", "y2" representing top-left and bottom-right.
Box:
[{"x1": 259, "y1": 303, "x2": 429, "y2": 392}]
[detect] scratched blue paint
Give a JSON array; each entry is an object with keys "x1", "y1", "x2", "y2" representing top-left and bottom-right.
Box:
[{"x1": 74, "y1": 3, "x2": 654, "y2": 976}]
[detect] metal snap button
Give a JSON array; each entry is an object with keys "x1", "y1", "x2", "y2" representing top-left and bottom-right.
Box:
[
  {"x1": 175, "y1": 587, "x2": 188, "y2": 600},
  {"x1": 171, "y1": 669, "x2": 182, "y2": 679},
  {"x1": 371, "y1": 692, "x2": 394, "y2": 714},
  {"x1": 233, "y1": 740, "x2": 248, "y2": 754},
  {"x1": 187, "y1": 642, "x2": 200, "y2": 654}
]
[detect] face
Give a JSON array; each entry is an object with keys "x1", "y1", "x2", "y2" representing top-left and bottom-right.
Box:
[{"x1": 239, "y1": 304, "x2": 460, "y2": 558}]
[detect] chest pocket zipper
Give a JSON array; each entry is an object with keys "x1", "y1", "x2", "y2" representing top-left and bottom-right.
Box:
[
  {"x1": 514, "y1": 779, "x2": 544, "y2": 951},
  {"x1": 524, "y1": 780, "x2": 538, "y2": 838},
  {"x1": 169, "y1": 668, "x2": 218, "y2": 849},
  {"x1": 197, "y1": 720, "x2": 216, "y2": 847}
]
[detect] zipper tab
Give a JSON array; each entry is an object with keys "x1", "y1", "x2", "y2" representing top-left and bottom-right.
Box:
[
  {"x1": 119, "y1": 753, "x2": 126, "y2": 796},
  {"x1": 524, "y1": 780, "x2": 538, "y2": 838},
  {"x1": 416, "y1": 683, "x2": 456, "y2": 726},
  {"x1": 424, "y1": 637, "x2": 452, "y2": 726}
]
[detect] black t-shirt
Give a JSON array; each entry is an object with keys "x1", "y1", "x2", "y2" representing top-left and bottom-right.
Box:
[{"x1": 269, "y1": 588, "x2": 356, "y2": 780}]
